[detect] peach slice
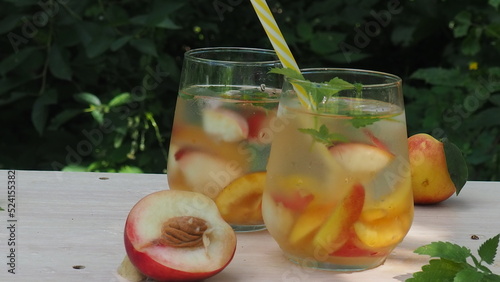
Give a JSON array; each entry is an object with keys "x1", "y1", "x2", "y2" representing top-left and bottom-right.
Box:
[
  {"x1": 262, "y1": 191, "x2": 295, "y2": 241},
  {"x1": 175, "y1": 148, "x2": 244, "y2": 199},
  {"x1": 202, "y1": 107, "x2": 249, "y2": 142},
  {"x1": 288, "y1": 203, "x2": 335, "y2": 245},
  {"x1": 313, "y1": 183, "x2": 365, "y2": 253},
  {"x1": 215, "y1": 172, "x2": 266, "y2": 225},
  {"x1": 353, "y1": 213, "x2": 413, "y2": 249},
  {"x1": 329, "y1": 143, "x2": 395, "y2": 181}
]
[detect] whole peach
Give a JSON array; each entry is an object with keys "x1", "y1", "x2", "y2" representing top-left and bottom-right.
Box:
[{"x1": 408, "y1": 133, "x2": 456, "y2": 204}]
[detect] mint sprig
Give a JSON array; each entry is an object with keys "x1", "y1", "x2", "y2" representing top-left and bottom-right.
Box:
[
  {"x1": 270, "y1": 68, "x2": 358, "y2": 109},
  {"x1": 407, "y1": 234, "x2": 500, "y2": 282},
  {"x1": 298, "y1": 124, "x2": 348, "y2": 146}
]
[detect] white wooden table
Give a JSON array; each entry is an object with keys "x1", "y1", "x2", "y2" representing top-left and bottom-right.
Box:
[{"x1": 0, "y1": 170, "x2": 498, "y2": 281}]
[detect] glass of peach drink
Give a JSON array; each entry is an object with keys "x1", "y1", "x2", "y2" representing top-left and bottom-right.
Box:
[
  {"x1": 263, "y1": 68, "x2": 414, "y2": 270},
  {"x1": 167, "y1": 47, "x2": 282, "y2": 232}
]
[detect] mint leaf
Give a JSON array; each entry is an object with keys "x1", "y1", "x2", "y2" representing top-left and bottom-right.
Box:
[
  {"x1": 298, "y1": 124, "x2": 348, "y2": 146},
  {"x1": 414, "y1": 241, "x2": 471, "y2": 263},
  {"x1": 454, "y1": 267, "x2": 485, "y2": 282},
  {"x1": 407, "y1": 258, "x2": 465, "y2": 282},
  {"x1": 351, "y1": 117, "x2": 381, "y2": 128},
  {"x1": 479, "y1": 234, "x2": 499, "y2": 265},
  {"x1": 326, "y1": 77, "x2": 356, "y2": 90},
  {"x1": 410, "y1": 234, "x2": 500, "y2": 282},
  {"x1": 0, "y1": 206, "x2": 3, "y2": 211}
]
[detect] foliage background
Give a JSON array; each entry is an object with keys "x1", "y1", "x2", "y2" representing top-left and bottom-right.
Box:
[{"x1": 0, "y1": 0, "x2": 499, "y2": 180}]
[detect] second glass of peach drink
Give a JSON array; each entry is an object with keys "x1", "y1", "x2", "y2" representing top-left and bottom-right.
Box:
[
  {"x1": 167, "y1": 47, "x2": 282, "y2": 232},
  {"x1": 263, "y1": 68, "x2": 414, "y2": 270}
]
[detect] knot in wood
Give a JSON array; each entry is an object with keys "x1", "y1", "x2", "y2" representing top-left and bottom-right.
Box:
[{"x1": 158, "y1": 216, "x2": 208, "y2": 248}]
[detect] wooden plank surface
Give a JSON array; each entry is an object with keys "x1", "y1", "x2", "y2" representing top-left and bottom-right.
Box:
[{"x1": 0, "y1": 170, "x2": 499, "y2": 281}]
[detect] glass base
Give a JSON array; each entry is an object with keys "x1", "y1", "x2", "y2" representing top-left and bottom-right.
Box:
[
  {"x1": 284, "y1": 252, "x2": 386, "y2": 272},
  {"x1": 231, "y1": 224, "x2": 266, "y2": 233}
]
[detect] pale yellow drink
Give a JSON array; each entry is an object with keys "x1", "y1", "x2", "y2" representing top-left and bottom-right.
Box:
[{"x1": 263, "y1": 69, "x2": 414, "y2": 271}]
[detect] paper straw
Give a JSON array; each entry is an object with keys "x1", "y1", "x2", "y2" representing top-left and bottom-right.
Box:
[{"x1": 250, "y1": 0, "x2": 315, "y2": 110}]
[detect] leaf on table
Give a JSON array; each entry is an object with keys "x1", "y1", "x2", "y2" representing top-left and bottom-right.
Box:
[
  {"x1": 479, "y1": 234, "x2": 500, "y2": 265},
  {"x1": 414, "y1": 241, "x2": 471, "y2": 263},
  {"x1": 407, "y1": 258, "x2": 464, "y2": 281},
  {"x1": 454, "y1": 267, "x2": 485, "y2": 282}
]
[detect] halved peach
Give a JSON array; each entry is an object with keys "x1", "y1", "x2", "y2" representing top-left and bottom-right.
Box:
[
  {"x1": 215, "y1": 172, "x2": 266, "y2": 225},
  {"x1": 313, "y1": 183, "x2": 365, "y2": 253}
]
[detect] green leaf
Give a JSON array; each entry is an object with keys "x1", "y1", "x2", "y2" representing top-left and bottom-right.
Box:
[
  {"x1": 489, "y1": 0, "x2": 500, "y2": 9},
  {"x1": 110, "y1": 36, "x2": 132, "y2": 51},
  {"x1": 351, "y1": 117, "x2": 381, "y2": 128},
  {"x1": 108, "y1": 93, "x2": 133, "y2": 107},
  {"x1": 119, "y1": 166, "x2": 143, "y2": 173},
  {"x1": 407, "y1": 258, "x2": 465, "y2": 282},
  {"x1": 91, "y1": 110, "x2": 104, "y2": 125},
  {"x1": 0, "y1": 14, "x2": 21, "y2": 34},
  {"x1": 32, "y1": 90, "x2": 58, "y2": 135},
  {"x1": 454, "y1": 267, "x2": 484, "y2": 282},
  {"x1": 442, "y1": 138, "x2": 468, "y2": 195},
  {"x1": 410, "y1": 68, "x2": 464, "y2": 87},
  {"x1": 298, "y1": 124, "x2": 348, "y2": 146},
  {"x1": 453, "y1": 11, "x2": 471, "y2": 38},
  {"x1": 0, "y1": 46, "x2": 37, "y2": 75},
  {"x1": 478, "y1": 234, "x2": 499, "y2": 265},
  {"x1": 0, "y1": 206, "x2": 4, "y2": 211},
  {"x1": 461, "y1": 29, "x2": 482, "y2": 56},
  {"x1": 49, "y1": 45, "x2": 72, "y2": 80},
  {"x1": 130, "y1": 38, "x2": 158, "y2": 57},
  {"x1": 74, "y1": 92, "x2": 101, "y2": 106},
  {"x1": 48, "y1": 109, "x2": 83, "y2": 130},
  {"x1": 490, "y1": 94, "x2": 500, "y2": 106},
  {"x1": 297, "y1": 20, "x2": 313, "y2": 40},
  {"x1": 414, "y1": 241, "x2": 471, "y2": 263}
]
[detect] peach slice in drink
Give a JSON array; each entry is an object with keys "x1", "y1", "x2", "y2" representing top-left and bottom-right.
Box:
[
  {"x1": 288, "y1": 203, "x2": 336, "y2": 245},
  {"x1": 202, "y1": 107, "x2": 249, "y2": 142},
  {"x1": 354, "y1": 213, "x2": 413, "y2": 249},
  {"x1": 312, "y1": 183, "x2": 365, "y2": 253},
  {"x1": 329, "y1": 143, "x2": 395, "y2": 182},
  {"x1": 174, "y1": 148, "x2": 244, "y2": 199},
  {"x1": 215, "y1": 172, "x2": 266, "y2": 225}
]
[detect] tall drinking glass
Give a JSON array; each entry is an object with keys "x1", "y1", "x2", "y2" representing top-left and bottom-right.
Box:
[
  {"x1": 167, "y1": 47, "x2": 282, "y2": 232},
  {"x1": 262, "y1": 68, "x2": 414, "y2": 270}
]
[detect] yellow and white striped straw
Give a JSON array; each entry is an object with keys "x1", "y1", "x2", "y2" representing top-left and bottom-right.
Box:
[{"x1": 250, "y1": 0, "x2": 315, "y2": 110}]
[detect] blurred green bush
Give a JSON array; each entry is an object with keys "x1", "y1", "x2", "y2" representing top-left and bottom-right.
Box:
[{"x1": 0, "y1": 0, "x2": 498, "y2": 179}]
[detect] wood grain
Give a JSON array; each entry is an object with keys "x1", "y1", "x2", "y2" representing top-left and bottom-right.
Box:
[{"x1": 0, "y1": 170, "x2": 498, "y2": 281}]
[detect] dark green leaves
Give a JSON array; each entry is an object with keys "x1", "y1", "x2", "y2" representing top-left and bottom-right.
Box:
[
  {"x1": 49, "y1": 45, "x2": 72, "y2": 80},
  {"x1": 408, "y1": 234, "x2": 500, "y2": 282},
  {"x1": 442, "y1": 138, "x2": 468, "y2": 195}
]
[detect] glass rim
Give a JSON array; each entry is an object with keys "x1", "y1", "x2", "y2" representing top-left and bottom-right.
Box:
[
  {"x1": 183, "y1": 47, "x2": 280, "y2": 65},
  {"x1": 286, "y1": 68, "x2": 402, "y2": 89}
]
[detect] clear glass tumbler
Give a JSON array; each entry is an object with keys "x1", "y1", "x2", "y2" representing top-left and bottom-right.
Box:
[
  {"x1": 167, "y1": 47, "x2": 282, "y2": 232},
  {"x1": 263, "y1": 68, "x2": 414, "y2": 270}
]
